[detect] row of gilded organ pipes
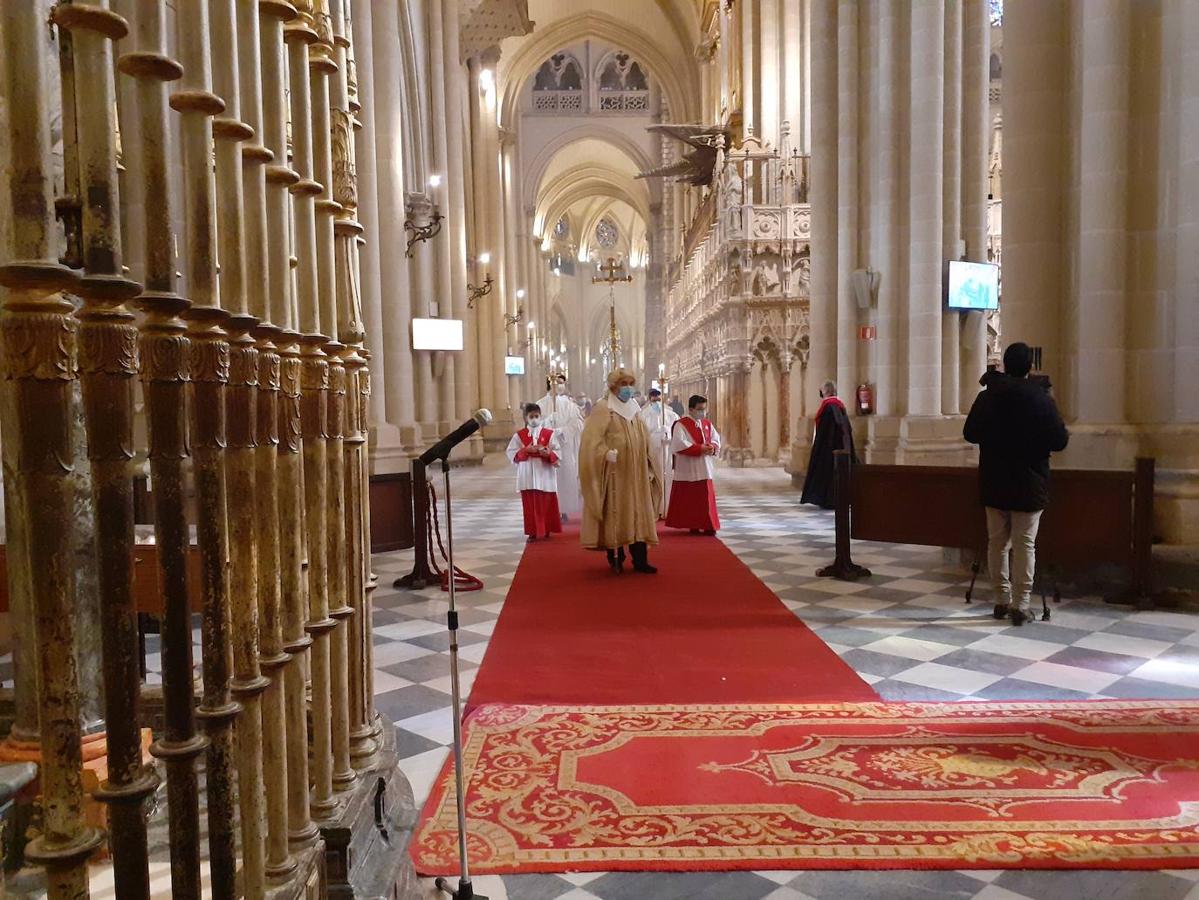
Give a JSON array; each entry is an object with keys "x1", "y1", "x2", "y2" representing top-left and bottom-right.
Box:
[{"x1": 0, "y1": 1, "x2": 380, "y2": 898}]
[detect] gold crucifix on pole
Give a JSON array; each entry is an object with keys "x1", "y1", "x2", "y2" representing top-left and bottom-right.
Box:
[{"x1": 592, "y1": 256, "x2": 633, "y2": 366}]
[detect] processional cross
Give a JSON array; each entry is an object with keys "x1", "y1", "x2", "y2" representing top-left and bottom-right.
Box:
[{"x1": 592, "y1": 256, "x2": 633, "y2": 366}]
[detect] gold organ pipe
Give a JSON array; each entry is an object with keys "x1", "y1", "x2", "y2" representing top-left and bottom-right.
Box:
[
  {"x1": 286, "y1": 0, "x2": 340, "y2": 822},
  {"x1": 263, "y1": 0, "x2": 321, "y2": 851},
  {"x1": 312, "y1": 0, "x2": 356, "y2": 794},
  {"x1": 0, "y1": 6, "x2": 105, "y2": 897},
  {"x1": 209, "y1": 1, "x2": 271, "y2": 896},
  {"x1": 116, "y1": 0, "x2": 208, "y2": 894},
  {"x1": 331, "y1": 0, "x2": 378, "y2": 771},
  {"x1": 241, "y1": 0, "x2": 299, "y2": 883},
  {"x1": 53, "y1": 0, "x2": 158, "y2": 896},
  {"x1": 168, "y1": 0, "x2": 240, "y2": 894}
]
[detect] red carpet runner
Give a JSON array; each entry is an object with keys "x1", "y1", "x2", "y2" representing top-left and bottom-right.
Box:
[
  {"x1": 467, "y1": 530, "x2": 877, "y2": 710},
  {"x1": 414, "y1": 701, "x2": 1199, "y2": 873}
]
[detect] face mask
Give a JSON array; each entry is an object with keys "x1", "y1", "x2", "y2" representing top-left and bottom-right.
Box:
[
  {"x1": 555, "y1": 384, "x2": 566, "y2": 395},
  {"x1": 617, "y1": 386, "x2": 635, "y2": 402},
  {"x1": 527, "y1": 417, "x2": 541, "y2": 428},
  {"x1": 693, "y1": 409, "x2": 707, "y2": 420}
]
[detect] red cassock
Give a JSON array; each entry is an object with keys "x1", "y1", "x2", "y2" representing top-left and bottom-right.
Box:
[
  {"x1": 511, "y1": 426, "x2": 563, "y2": 538},
  {"x1": 665, "y1": 417, "x2": 721, "y2": 532}
]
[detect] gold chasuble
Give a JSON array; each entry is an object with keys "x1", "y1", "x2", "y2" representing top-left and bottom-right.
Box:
[{"x1": 579, "y1": 395, "x2": 662, "y2": 550}]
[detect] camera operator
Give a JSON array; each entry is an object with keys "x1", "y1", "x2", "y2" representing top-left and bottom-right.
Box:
[{"x1": 964, "y1": 343, "x2": 1069, "y2": 626}]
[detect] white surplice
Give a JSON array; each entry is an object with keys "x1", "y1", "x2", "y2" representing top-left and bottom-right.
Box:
[
  {"x1": 535, "y1": 390, "x2": 584, "y2": 516},
  {"x1": 637, "y1": 401, "x2": 680, "y2": 516},
  {"x1": 505, "y1": 425, "x2": 561, "y2": 492},
  {"x1": 670, "y1": 416, "x2": 722, "y2": 482}
]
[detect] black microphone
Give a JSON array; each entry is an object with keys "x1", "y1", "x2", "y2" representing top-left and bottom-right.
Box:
[{"x1": 418, "y1": 409, "x2": 493, "y2": 465}]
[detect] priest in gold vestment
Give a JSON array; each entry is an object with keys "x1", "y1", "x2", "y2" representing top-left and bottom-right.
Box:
[{"x1": 579, "y1": 368, "x2": 662, "y2": 573}]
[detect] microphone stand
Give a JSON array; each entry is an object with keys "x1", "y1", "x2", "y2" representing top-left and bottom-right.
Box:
[{"x1": 433, "y1": 456, "x2": 487, "y2": 900}]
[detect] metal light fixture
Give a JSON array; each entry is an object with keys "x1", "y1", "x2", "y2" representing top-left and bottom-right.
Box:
[
  {"x1": 467, "y1": 272, "x2": 493, "y2": 309},
  {"x1": 503, "y1": 306, "x2": 524, "y2": 328},
  {"x1": 404, "y1": 191, "x2": 443, "y2": 258}
]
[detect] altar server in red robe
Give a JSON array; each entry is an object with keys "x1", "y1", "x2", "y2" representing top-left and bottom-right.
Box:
[
  {"x1": 665, "y1": 395, "x2": 721, "y2": 534},
  {"x1": 506, "y1": 403, "x2": 563, "y2": 541}
]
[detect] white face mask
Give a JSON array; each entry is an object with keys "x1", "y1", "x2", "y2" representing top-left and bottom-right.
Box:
[
  {"x1": 693, "y1": 409, "x2": 707, "y2": 420},
  {"x1": 527, "y1": 417, "x2": 541, "y2": 428},
  {"x1": 555, "y1": 384, "x2": 566, "y2": 395}
]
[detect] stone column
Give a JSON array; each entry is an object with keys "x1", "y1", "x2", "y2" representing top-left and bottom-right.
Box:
[
  {"x1": 1074, "y1": 0, "x2": 1130, "y2": 423},
  {"x1": 443, "y1": 0, "x2": 477, "y2": 422},
  {"x1": 370, "y1": 0, "x2": 419, "y2": 449},
  {"x1": 349, "y1": 0, "x2": 403, "y2": 462},
  {"x1": 783, "y1": 0, "x2": 804, "y2": 148},
  {"x1": 960, "y1": 0, "x2": 990, "y2": 409},
  {"x1": 741, "y1": 0, "x2": 756, "y2": 137},
  {"x1": 871, "y1": 0, "x2": 901, "y2": 423},
  {"x1": 906, "y1": 0, "x2": 944, "y2": 417},
  {"x1": 1179, "y1": 0, "x2": 1199, "y2": 424},
  {"x1": 807, "y1": 0, "x2": 837, "y2": 401},
  {"x1": 467, "y1": 58, "x2": 496, "y2": 414},
  {"x1": 410, "y1": 192, "x2": 440, "y2": 432},
  {"x1": 1000, "y1": 0, "x2": 1067, "y2": 392},
  {"x1": 427, "y1": 0, "x2": 458, "y2": 430},
  {"x1": 759, "y1": 0, "x2": 780, "y2": 146},
  {"x1": 835, "y1": 0, "x2": 859, "y2": 406},
  {"x1": 941, "y1": 0, "x2": 962, "y2": 415}
]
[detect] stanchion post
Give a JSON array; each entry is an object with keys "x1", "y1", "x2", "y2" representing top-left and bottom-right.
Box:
[{"x1": 816, "y1": 450, "x2": 872, "y2": 581}]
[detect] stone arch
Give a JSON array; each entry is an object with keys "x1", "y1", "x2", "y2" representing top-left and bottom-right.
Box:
[
  {"x1": 523, "y1": 125, "x2": 660, "y2": 206},
  {"x1": 499, "y1": 13, "x2": 698, "y2": 133}
]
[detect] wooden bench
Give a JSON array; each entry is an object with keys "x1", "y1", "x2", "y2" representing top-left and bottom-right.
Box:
[{"x1": 828, "y1": 456, "x2": 1155, "y2": 608}]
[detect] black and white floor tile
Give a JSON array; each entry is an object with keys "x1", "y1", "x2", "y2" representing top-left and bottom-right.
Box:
[
  {"x1": 371, "y1": 463, "x2": 1199, "y2": 900},
  {"x1": 9, "y1": 460, "x2": 1196, "y2": 898}
]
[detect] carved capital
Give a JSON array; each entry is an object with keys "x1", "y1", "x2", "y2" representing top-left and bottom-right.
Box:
[
  {"x1": 258, "y1": 350, "x2": 282, "y2": 392},
  {"x1": 332, "y1": 108, "x2": 357, "y2": 210},
  {"x1": 79, "y1": 320, "x2": 140, "y2": 376},
  {"x1": 190, "y1": 338, "x2": 231, "y2": 384},
  {"x1": 0, "y1": 311, "x2": 78, "y2": 381},
  {"x1": 140, "y1": 331, "x2": 191, "y2": 384},
  {"x1": 229, "y1": 344, "x2": 260, "y2": 387}
]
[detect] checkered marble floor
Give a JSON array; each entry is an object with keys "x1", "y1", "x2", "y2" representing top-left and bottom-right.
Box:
[
  {"x1": 6, "y1": 460, "x2": 1197, "y2": 898},
  {"x1": 378, "y1": 461, "x2": 1199, "y2": 900}
]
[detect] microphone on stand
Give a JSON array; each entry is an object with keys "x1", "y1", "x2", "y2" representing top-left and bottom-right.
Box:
[{"x1": 418, "y1": 409, "x2": 493, "y2": 465}]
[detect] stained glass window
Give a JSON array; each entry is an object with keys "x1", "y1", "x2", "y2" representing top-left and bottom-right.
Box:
[
  {"x1": 989, "y1": 0, "x2": 1002, "y2": 26},
  {"x1": 595, "y1": 217, "x2": 618, "y2": 249}
]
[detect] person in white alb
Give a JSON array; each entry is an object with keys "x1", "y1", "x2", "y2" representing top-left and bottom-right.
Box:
[
  {"x1": 665, "y1": 394, "x2": 721, "y2": 535},
  {"x1": 637, "y1": 388, "x2": 679, "y2": 518},
  {"x1": 536, "y1": 374, "x2": 585, "y2": 521},
  {"x1": 505, "y1": 403, "x2": 563, "y2": 541}
]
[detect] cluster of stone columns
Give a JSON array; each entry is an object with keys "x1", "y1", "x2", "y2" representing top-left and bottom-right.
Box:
[
  {"x1": 356, "y1": 0, "x2": 489, "y2": 467},
  {"x1": 808, "y1": 0, "x2": 990, "y2": 463},
  {"x1": 0, "y1": 0, "x2": 382, "y2": 896},
  {"x1": 1002, "y1": 0, "x2": 1199, "y2": 542}
]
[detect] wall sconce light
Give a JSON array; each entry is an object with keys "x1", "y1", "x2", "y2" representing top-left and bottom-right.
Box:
[
  {"x1": 404, "y1": 192, "x2": 443, "y2": 258},
  {"x1": 515, "y1": 288, "x2": 526, "y2": 300},
  {"x1": 467, "y1": 272, "x2": 494, "y2": 309},
  {"x1": 503, "y1": 306, "x2": 524, "y2": 328}
]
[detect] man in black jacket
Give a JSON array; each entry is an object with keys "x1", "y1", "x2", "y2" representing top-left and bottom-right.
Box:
[{"x1": 964, "y1": 343, "x2": 1069, "y2": 626}]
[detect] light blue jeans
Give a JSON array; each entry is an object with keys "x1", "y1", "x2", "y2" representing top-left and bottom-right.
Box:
[{"x1": 986, "y1": 507, "x2": 1043, "y2": 614}]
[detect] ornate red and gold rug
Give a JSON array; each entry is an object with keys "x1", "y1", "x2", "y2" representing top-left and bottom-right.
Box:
[{"x1": 413, "y1": 701, "x2": 1199, "y2": 874}]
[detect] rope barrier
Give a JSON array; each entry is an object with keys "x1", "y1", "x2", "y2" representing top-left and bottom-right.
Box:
[{"x1": 426, "y1": 481, "x2": 484, "y2": 593}]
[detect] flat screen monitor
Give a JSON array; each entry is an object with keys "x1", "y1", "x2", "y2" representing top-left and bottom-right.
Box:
[
  {"x1": 412, "y1": 318, "x2": 464, "y2": 351},
  {"x1": 504, "y1": 356, "x2": 526, "y2": 376},
  {"x1": 946, "y1": 260, "x2": 999, "y2": 311}
]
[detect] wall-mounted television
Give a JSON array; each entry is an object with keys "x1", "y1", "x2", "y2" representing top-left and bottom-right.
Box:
[
  {"x1": 945, "y1": 260, "x2": 999, "y2": 311},
  {"x1": 504, "y1": 356, "x2": 526, "y2": 376},
  {"x1": 412, "y1": 318, "x2": 464, "y2": 351}
]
